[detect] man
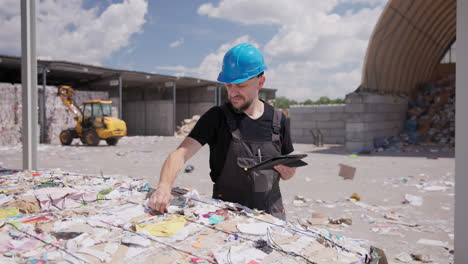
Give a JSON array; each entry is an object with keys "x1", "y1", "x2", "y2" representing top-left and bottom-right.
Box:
[{"x1": 149, "y1": 43, "x2": 296, "y2": 220}]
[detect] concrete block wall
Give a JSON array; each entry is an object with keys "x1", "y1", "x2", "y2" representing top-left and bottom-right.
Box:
[
  {"x1": 345, "y1": 92, "x2": 408, "y2": 152},
  {"x1": 289, "y1": 105, "x2": 346, "y2": 144}
]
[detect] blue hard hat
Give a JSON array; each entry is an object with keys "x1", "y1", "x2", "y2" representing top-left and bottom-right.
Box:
[{"x1": 217, "y1": 43, "x2": 268, "y2": 84}]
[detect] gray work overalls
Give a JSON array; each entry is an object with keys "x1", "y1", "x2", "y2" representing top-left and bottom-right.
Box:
[{"x1": 212, "y1": 104, "x2": 286, "y2": 220}]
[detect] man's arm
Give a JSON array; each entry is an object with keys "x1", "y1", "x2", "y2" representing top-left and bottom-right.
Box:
[
  {"x1": 148, "y1": 137, "x2": 202, "y2": 212},
  {"x1": 275, "y1": 111, "x2": 296, "y2": 180}
]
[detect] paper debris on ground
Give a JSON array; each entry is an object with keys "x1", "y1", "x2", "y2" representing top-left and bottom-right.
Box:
[
  {"x1": 416, "y1": 239, "x2": 449, "y2": 248},
  {"x1": 0, "y1": 169, "x2": 382, "y2": 264},
  {"x1": 403, "y1": 194, "x2": 423, "y2": 206}
]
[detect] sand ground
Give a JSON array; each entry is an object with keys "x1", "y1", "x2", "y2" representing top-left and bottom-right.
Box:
[{"x1": 0, "y1": 136, "x2": 454, "y2": 263}]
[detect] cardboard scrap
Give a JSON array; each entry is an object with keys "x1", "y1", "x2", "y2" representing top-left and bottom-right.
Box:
[{"x1": 339, "y1": 164, "x2": 356, "y2": 180}]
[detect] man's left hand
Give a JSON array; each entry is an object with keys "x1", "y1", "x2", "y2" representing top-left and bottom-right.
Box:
[{"x1": 274, "y1": 165, "x2": 296, "y2": 180}]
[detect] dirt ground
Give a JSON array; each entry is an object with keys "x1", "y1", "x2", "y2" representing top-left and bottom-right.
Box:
[{"x1": 0, "y1": 136, "x2": 454, "y2": 263}]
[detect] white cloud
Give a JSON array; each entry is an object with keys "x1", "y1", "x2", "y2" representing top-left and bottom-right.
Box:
[
  {"x1": 156, "y1": 35, "x2": 260, "y2": 82},
  {"x1": 188, "y1": 0, "x2": 386, "y2": 100},
  {"x1": 169, "y1": 37, "x2": 184, "y2": 48},
  {"x1": 198, "y1": 0, "x2": 338, "y2": 25},
  {"x1": 0, "y1": 0, "x2": 148, "y2": 65}
]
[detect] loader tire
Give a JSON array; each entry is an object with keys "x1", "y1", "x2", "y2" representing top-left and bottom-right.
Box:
[
  {"x1": 105, "y1": 138, "x2": 119, "y2": 146},
  {"x1": 83, "y1": 130, "x2": 100, "y2": 146},
  {"x1": 59, "y1": 130, "x2": 73, "y2": 145}
]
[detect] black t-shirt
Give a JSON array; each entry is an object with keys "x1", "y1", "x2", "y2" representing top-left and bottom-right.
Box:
[{"x1": 188, "y1": 102, "x2": 294, "y2": 182}]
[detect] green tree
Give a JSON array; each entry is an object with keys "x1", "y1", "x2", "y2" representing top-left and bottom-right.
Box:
[
  {"x1": 316, "y1": 96, "x2": 331, "y2": 104},
  {"x1": 273, "y1": 96, "x2": 344, "y2": 108},
  {"x1": 330, "y1": 98, "x2": 345, "y2": 104},
  {"x1": 273, "y1": 96, "x2": 297, "y2": 109}
]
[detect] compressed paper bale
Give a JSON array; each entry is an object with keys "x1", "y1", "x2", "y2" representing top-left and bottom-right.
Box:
[{"x1": 0, "y1": 83, "x2": 111, "y2": 146}]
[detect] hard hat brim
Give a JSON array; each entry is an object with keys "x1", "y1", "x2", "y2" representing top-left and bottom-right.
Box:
[
  {"x1": 217, "y1": 74, "x2": 252, "y2": 84},
  {"x1": 217, "y1": 66, "x2": 267, "y2": 84}
]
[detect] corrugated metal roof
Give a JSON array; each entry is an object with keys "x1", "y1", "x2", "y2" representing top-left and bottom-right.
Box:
[
  {"x1": 0, "y1": 54, "x2": 277, "y2": 92},
  {"x1": 361, "y1": 0, "x2": 456, "y2": 94}
]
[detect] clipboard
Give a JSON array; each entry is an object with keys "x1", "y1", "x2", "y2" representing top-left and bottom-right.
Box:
[{"x1": 243, "y1": 154, "x2": 308, "y2": 172}]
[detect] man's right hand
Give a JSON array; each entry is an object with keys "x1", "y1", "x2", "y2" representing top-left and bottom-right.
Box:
[
  {"x1": 148, "y1": 184, "x2": 173, "y2": 213},
  {"x1": 148, "y1": 137, "x2": 202, "y2": 213}
]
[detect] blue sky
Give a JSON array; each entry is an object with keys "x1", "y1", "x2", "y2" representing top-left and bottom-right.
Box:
[
  {"x1": 0, "y1": 0, "x2": 387, "y2": 100},
  {"x1": 102, "y1": 0, "x2": 279, "y2": 72}
]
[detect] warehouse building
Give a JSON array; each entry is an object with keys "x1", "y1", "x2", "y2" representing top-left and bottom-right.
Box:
[{"x1": 0, "y1": 55, "x2": 276, "y2": 145}]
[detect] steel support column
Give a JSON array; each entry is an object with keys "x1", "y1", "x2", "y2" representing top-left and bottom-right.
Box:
[
  {"x1": 218, "y1": 84, "x2": 223, "y2": 105},
  {"x1": 118, "y1": 73, "x2": 122, "y2": 119},
  {"x1": 21, "y1": 0, "x2": 37, "y2": 170},
  {"x1": 214, "y1": 85, "x2": 218, "y2": 106},
  {"x1": 173, "y1": 82, "x2": 177, "y2": 134},
  {"x1": 455, "y1": 0, "x2": 468, "y2": 263},
  {"x1": 39, "y1": 67, "x2": 47, "y2": 143}
]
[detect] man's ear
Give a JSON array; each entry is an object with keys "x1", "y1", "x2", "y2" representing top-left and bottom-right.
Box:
[{"x1": 257, "y1": 75, "x2": 266, "y2": 90}]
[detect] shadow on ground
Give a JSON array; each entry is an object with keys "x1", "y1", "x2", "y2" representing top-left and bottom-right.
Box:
[{"x1": 301, "y1": 144, "x2": 455, "y2": 159}]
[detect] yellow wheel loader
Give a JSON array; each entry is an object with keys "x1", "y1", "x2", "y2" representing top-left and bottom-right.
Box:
[{"x1": 57, "y1": 85, "x2": 127, "y2": 146}]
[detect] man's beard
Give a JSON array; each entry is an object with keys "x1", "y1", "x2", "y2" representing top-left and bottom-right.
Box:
[{"x1": 229, "y1": 96, "x2": 253, "y2": 113}]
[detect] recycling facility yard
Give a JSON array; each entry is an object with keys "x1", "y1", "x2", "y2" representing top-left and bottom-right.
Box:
[{"x1": 0, "y1": 136, "x2": 454, "y2": 263}]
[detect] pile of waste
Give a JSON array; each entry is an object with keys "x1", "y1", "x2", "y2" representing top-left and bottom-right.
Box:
[
  {"x1": 374, "y1": 75, "x2": 455, "y2": 152},
  {"x1": 0, "y1": 168, "x2": 382, "y2": 264},
  {"x1": 176, "y1": 115, "x2": 200, "y2": 136},
  {"x1": 0, "y1": 82, "x2": 115, "y2": 146}
]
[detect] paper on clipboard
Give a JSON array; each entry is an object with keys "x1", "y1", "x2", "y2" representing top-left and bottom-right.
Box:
[{"x1": 243, "y1": 154, "x2": 308, "y2": 172}]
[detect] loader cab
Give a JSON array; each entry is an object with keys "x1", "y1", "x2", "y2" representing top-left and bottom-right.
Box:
[
  {"x1": 83, "y1": 100, "x2": 112, "y2": 119},
  {"x1": 82, "y1": 100, "x2": 113, "y2": 127}
]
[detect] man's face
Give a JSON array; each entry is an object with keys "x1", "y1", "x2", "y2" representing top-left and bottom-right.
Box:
[{"x1": 226, "y1": 76, "x2": 265, "y2": 112}]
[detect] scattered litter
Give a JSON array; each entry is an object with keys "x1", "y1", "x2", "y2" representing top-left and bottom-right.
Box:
[
  {"x1": 292, "y1": 195, "x2": 308, "y2": 207},
  {"x1": 371, "y1": 225, "x2": 405, "y2": 237},
  {"x1": 185, "y1": 165, "x2": 195, "y2": 173},
  {"x1": 350, "y1": 193, "x2": 361, "y2": 202},
  {"x1": 384, "y1": 211, "x2": 401, "y2": 220},
  {"x1": 395, "y1": 252, "x2": 413, "y2": 262},
  {"x1": 417, "y1": 239, "x2": 449, "y2": 247},
  {"x1": 403, "y1": 194, "x2": 423, "y2": 206},
  {"x1": 329, "y1": 217, "x2": 352, "y2": 226},
  {"x1": 315, "y1": 199, "x2": 337, "y2": 209},
  {"x1": 339, "y1": 164, "x2": 356, "y2": 180},
  {"x1": 423, "y1": 186, "x2": 448, "y2": 192},
  {"x1": 307, "y1": 213, "x2": 328, "y2": 225},
  {"x1": 139, "y1": 183, "x2": 150, "y2": 192},
  {"x1": 411, "y1": 253, "x2": 433, "y2": 263},
  {"x1": 132, "y1": 148, "x2": 152, "y2": 153},
  {"x1": 177, "y1": 115, "x2": 200, "y2": 136},
  {"x1": 385, "y1": 220, "x2": 418, "y2": 227}
]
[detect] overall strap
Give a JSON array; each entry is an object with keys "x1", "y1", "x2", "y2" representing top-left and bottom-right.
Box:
[
  {"x1": 220, "y1": 104, "x2": 241, "y2": 140},
  {"x1": 272, "y1": 108, "x2": 282, "y2": 142}
]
